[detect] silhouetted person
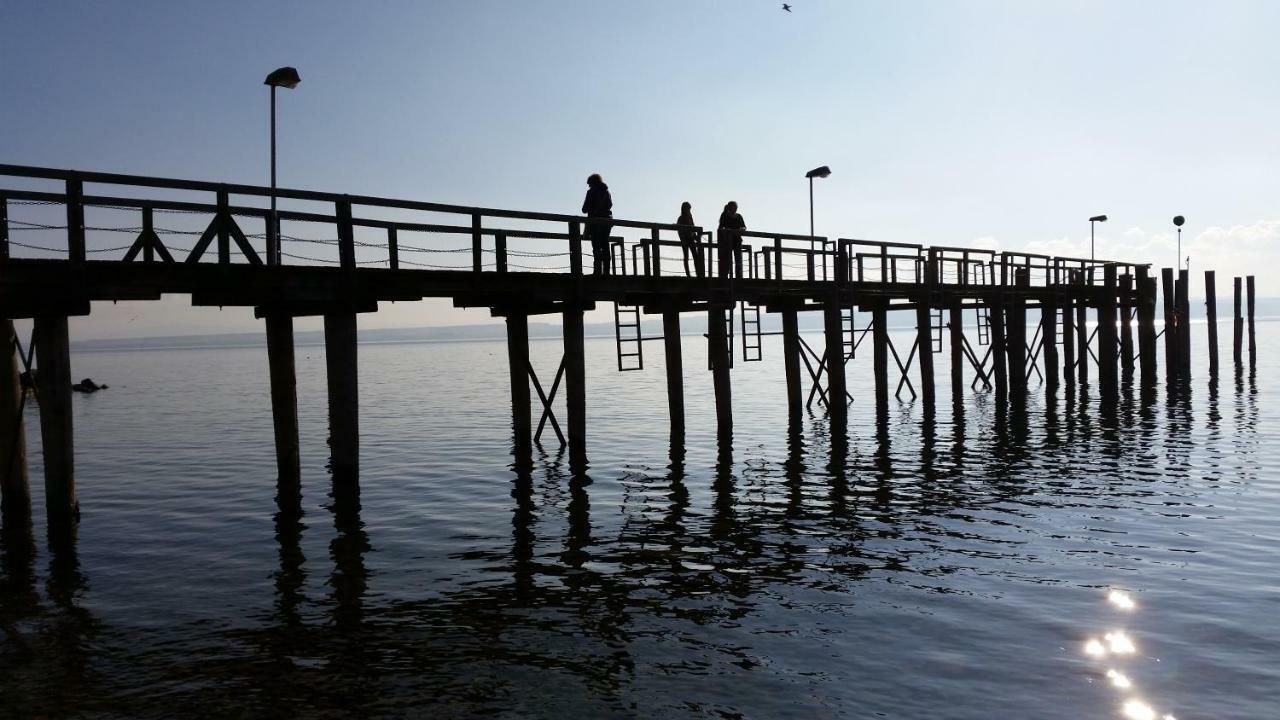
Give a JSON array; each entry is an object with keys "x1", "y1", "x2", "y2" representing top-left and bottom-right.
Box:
[
  {"x1": 718, "y1": 201, "x2": 746, "y2": 277},
  {"x1": 581, "y1": 173, "x2": 613, "y2": 275},
  {"x1": 677, "y1": 201, "x2": 705, "y2": 278}
]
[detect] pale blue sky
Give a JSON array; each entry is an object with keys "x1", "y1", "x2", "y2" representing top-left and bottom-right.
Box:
[{"x1": 3, "y1": 1, "x2": 1278, "y2": 337}]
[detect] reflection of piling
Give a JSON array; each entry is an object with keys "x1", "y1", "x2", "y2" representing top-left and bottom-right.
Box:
[
  {"x1": 1097, "y1": 265, "x2": 1119, "y2": 399},
  {"x1": 34, "y1": 315, "x2": 78, "y2": 533},
  {"x1": 1246, "y1": 275, "x2": 1256, "y2": 369},
  {"x1": 324, "y1": 312, "x2": 359, "y2": 484},
  {"x1": 1233, "y1": 277, "x2": 1243, "y2": 369},
  {"x1": 662, "y1": 310, "x2": 685, "y2": 440},
  {"x1": 1205, "y1": 271, "x2": 1218, "y2": 379},
  {"x1": 0, "y1": 319, "x2": 29, "y2": 520},
  {"x1": 1136, "y1": 269, "x2": 1158, "y2": 387}
]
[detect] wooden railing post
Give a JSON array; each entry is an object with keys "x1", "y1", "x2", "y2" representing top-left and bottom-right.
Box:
[
  {"x1": 387, "y1": 226, "x2": 399, "y2": 270},
  {"x1": 336, "y1": 198, "x2": 355, "y2": 271},
  {"x1": 569, "y1": 221, "x2": 582, "y2": 276},
  {"x1": 216, "y1": 187, "x2": 231, "y2": 265},
  {"x1": 471, "y1": 212, "x2": 483, "y2": 272},
  {"x1": 66, "y1": 177, "x2": 85, "y2": 264},
  {"x1": 495, "y1": 231, "x2": 508, "y2": 273},
  {"x1": 142, "y1": 206, "x2": 155, "y2": 263},
  {"x1": 0, "y1": 195, "x2": 8, "y2": 261},
  {"x1": 651, "y1": 227, "x2": 661, "y2": 277}
]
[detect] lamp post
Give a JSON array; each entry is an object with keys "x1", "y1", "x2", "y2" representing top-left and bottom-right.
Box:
[
  {"x1": 1173, "y1": 215, "x2": 1185, "y2": 270},
  {"x1": 264, "y1": 66, "x2": 301, "y2": 266},
  {"x1": 805, "y1": 165, "x2": 831, "y2": 277},
  {"x1": 1089, "y1": 214, "x2": 1107, "y2": 261}
]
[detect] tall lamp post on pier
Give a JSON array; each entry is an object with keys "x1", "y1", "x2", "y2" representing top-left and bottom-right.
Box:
[
  {"x1": 265, "y1": 66, "x2": 301, "y2": 266},
  {"x1": 1173, "y1": 215, "x2": 1185, "y2": 269},
  {"x1": 806, "y1": 165, "x2": 831, "y2": 276},
  {"x1": 1089, "y1": 214, "x2": 1107, "y2": 261}
]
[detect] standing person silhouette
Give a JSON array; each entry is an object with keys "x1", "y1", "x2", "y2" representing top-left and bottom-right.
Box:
[
  {"x1": 581, "y1": 173, "x2": 613, "y2": 275},
  {"x1": 717, "y1": 201, "x2": 746, "y2": 278},
  {"x1": 677, "y1": 201, "x2": 705, "y2": 278}
]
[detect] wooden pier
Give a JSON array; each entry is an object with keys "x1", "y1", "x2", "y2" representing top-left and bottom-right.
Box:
[{"x1": 0, "y1": 165, "x2": 1254, "y2": 533}]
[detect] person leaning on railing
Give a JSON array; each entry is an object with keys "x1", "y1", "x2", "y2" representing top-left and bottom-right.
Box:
[
  {"x1": 717, "y1": 201, "x2": 746, "y2": 277},
  {"x1": 581, "y1": 173, "x2": 613, "y2": 275},
  {"x1": 677, "y1": 201, "x2": 705, "y2": 278}
]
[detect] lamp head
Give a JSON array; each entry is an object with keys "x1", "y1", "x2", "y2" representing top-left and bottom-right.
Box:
[
  {"x1": 805, "y1": 165, "x2": 832, "y2": 179},
  {"x1": 265, "y1": 67, "x2": 301, "y2": 89},
  {"x1": 1089, "y1": 215, "x2": 1108, "y2": 222},
  {"x1": 1173, "y1": 215, "x2": 1185, "y2": 227}
]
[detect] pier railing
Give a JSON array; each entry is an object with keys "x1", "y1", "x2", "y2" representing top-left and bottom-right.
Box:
[{"x1": 0, "y1": 164, "x2": 1144, "y2": 289}]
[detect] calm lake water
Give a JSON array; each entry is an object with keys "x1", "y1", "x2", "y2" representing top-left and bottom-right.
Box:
[{"x1": 1, "y1": 321, "x2": 1276, "y2": 719}]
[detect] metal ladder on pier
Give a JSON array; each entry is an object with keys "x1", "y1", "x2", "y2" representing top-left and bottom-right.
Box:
[
  {"x1": 614, "y1": 302, "x2": 644, "y2": 371},
  {"x1": 709, "y1": 306, "x2": 736, "y2": 370},
  {"x1": 976, "y1": 306, "x2": 992, "y2": 346},
  {"x1": 931, "y1": 307, "x2": 945, "y2": 353},
  {"x1": 842, "y1": 307, "x2": 857, "y2": 359},
  {"x1": 740, "y1": 301, "x2": 762, "y2": 362}
]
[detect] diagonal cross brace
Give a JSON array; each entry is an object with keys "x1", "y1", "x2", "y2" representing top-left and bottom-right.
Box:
[
  {"x1": 890, "y1": 336, "x2": 918, "y2": 401},
  {"x1": 529, "y1": 356, "x2": 567, "y2": 448}
]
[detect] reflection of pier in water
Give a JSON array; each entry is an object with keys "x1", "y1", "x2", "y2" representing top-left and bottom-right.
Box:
[{"x1": 0, "y1": 164, "x2": 1261, "y2": 550}]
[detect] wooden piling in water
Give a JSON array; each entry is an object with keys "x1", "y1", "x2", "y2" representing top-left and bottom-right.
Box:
[
  {"x1": 781, "y1": 308, "x2": 803, "y2": 426},
  {"x1": 1246, "y1": 275, "x2": 1256, "y2": 369},
  {"x1": 265, "y1": 314, "x2": 301, "y2": 488},
  {"x1": 34, "y1": 315, "x2": 77, "y2": 530},
  {"x1": 948, "y1": 302, "x2": 964, "y2": 404},
  {"x1": 1119, "y1": 274, "x2": 1135, "y2": 383},
  {"x1": 1176, "y1": 269, "x2": 1191, "y2": 380},
  {"x1": 872, "y1": 300, "x2": 889, "y2": 419},
  {"x1": 1161, "y1": 268, "x2": 1177, "y2": 384},
  {"x1": 562, "y1": 306, "x2": 588, "y2": 462},
  {"x1": 324, "y1": 312, "x2": 360, "y2": 483},
  {"x1": 0, "y1": 319, "x2": 29, "y2": 519},
  {"x1": 823, "y1": 302, "x2": 848, "y2": 429},
  {"x1": 1042, "y1": 297, "x2": 1059, "y2": 397},
  {"x1": 708, "y1": 306, "x2": 733, "y2": 442},
  {"x1": 915, "y1": 300, "x2": 936, "y2": 412},
  {"x1": 989, "y1": 295, "x2": 1009, "y2": 406},
  {"x1": 1005, "y1": 270, "x2": 1027, "y2": 402},
  {"x1": 1061, "y1": 288, "x2": 1076, "y2": 391},
  {"x1": 662, "y1": 310, "x2": 685, "y2": 440},
  {"x1": 505, "y1": 313, "x2": 532, "y2": 461},
  {"x1": 1233, "y1": 276, "x2": 1243, "y2": 369},
  {"x1": 1204, "y1": 271, "x2": 1218, "y2": 379},
  {"x1": 1097, "y1": 265, "x2": 1119, "y2": 399},
  {"x1": 1075, "y1": 272, "x2": 1089, "y2": 388},
  {"x1": 1136, "y1": 272, "x2": 1158, "y2": 387}
]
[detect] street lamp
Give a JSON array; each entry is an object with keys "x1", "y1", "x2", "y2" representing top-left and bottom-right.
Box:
[
  {"x1": 806, "y1": 165, "x2": 831, "y2": 276},
  {"x1": 265, "y1": 66, "x2": 301, "y2": 266},
  {"x1": 1173, "y1": 215, "x2": 1185, "y2": 270},
  {"x1": 1089, "y1": 214, "x2": 1107, "y2": 261}
]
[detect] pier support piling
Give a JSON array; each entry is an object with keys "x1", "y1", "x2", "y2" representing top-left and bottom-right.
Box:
[
  {"x1": 505, "y1": 313, "x2": 532, "y2": 463},
  {"x1": 823, "y1": 302, "x2": 848, "y2": 430},
  {"x1": 1042, "y1": 299, "x2": 1059, "y2": 397},
  {"x1": 948, "y1": 302, "x2": 964, "y2": 404},
  {"x1": 1098, "y1": 265, "x2": 1119, "y2": 399},
  {"x1": 1205, "y1": 271, "x2": 1218, "y2": 380},
  {"x1": 989, "y1": 296, "x2": 1009, "y2": 406},
  {"x1": 324, "y1": 312, "x2": 360, "y2": 484},
  {"x1": 782, "y1": 308, "x2": 803, "y2": 427},
  {"x1": 1006, "y1": 269, "x2": 1027, "y2": 402},
  {"x1": 265, "y1": 314, "x2": 301, "y2": 493},
  {"x1": 708, "y1": 306, "x2": 732, "y2": 443},
  {"x1": 662, "y1": 310, "x2": 685, "y2": 440},
  {"x1": 562, "y1": 306, "x2": 588, "y2": 464},
  {"x1": 872, "y1": 300, "x2": 890, "y2": 421},
  {"x1": 1119, "y1": 274, "x2": 1135, "y2": 384},
  {"x1": 1161, "y1": 268, "x2": 1177, "y2": 385},
  {"x1": 1136, "y1": 271, "x2": 1158, "y2": 387},
  {"x1": 1233, "y1": 277, "x2": 1243, "y2": 369},
  {"x1": 1177, "y1": 269, "x2": 1191, "y2": 380},
  {"x1": 1062, "y1": 289, "x2": 1076, "y2": 391},
  {"x1": 1247, "y1": 275, "x2": 1256, "y2": 370},
  {"x1": 916, "y1": 299, "x2": 936, "y2": 412},
  {"x1": 0, "y1": 319, "x2": 29, "y2": 520},
  {"x1": 1075, "y1": 272, "x2": 1089, "y2": 388},
  {"x1": 34, "y1": 315, "x2": 77, "y2": 531}
]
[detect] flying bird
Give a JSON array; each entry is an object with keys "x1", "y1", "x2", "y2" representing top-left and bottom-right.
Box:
[{"x1": 783, "y1": 3, "x2": 792, "y2": 11}]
